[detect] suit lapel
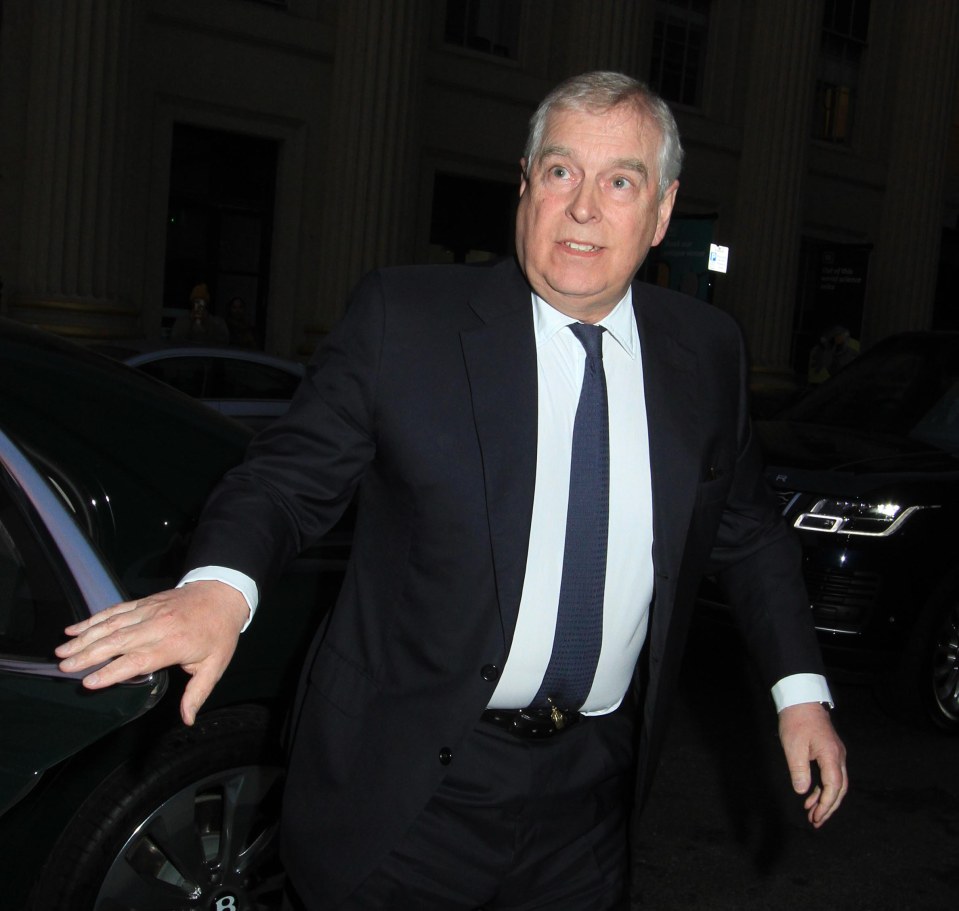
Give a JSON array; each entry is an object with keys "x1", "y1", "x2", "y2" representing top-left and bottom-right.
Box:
[
  {"x1": 460, "y1": 261, "x2": 538, "y2": 649},
  {"x1": 633, "y1": 284, "x2": 701, "y2": 612},
  {"x1": 460, "y1": 271, "x2": 707, "y2": 657}
]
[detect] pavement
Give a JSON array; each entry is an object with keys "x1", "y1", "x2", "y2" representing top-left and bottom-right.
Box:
[{"x1": 630, "y1": 630, "x2": 958, "y2": 911}]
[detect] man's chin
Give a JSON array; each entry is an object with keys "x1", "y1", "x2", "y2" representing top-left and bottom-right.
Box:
[{"x1": 539, "y1": 287, "x2": 622, "y2": 321}]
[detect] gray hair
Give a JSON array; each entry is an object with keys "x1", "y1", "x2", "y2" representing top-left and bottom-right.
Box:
[{"x1": 524, "y1": 71, "x2": 684, "y2": 200}]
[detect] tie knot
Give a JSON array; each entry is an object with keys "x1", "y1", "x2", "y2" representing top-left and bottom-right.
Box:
[{"x1": 569, "y1": 322, "x2": 605, "y2": 359}]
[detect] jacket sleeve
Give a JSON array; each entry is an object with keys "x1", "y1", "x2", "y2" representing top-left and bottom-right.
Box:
[
  {"x1": 706, "y1": 329, "x2": 825, "y2": 689},
  {"x1": 185, "y1": 272, "x2": 386, "y2": 592}
]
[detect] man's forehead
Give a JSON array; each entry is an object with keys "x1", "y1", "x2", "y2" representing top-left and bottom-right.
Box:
[{"x1": 538, "y1": 102, "x2": 660, "y2": 159}]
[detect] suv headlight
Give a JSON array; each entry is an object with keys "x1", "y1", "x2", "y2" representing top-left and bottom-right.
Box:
[{"x1": 794, "y1": 499, "x2": 937, "y2": 537}]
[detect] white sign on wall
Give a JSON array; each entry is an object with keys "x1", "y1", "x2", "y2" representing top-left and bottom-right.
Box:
[{"x1": 708, "y1": 243, "x2": 729, "y2": 273}]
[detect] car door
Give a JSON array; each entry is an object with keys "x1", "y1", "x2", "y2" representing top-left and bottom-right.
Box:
[
  {"x1": 205, "y1": 355, "x2": 303, "y2": 429},
  {"x1": 0, "y1": 428, "x2": 166, "y2": 815}
]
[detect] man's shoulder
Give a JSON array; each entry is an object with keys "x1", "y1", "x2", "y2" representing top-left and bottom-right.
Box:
[
  {"x1": 632, "y1": 281, "x2": 741, "y2": 338},
  {"x1": 371, "y1": 259, "x2": 522, "y2": 296},
  {"x1": 346, "y1": 260, "x2": 530, "y2": 331}
]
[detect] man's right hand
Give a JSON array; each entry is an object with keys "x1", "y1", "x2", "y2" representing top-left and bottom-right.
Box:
[{"x1": 55, "y1": 581, "x2": 249, "y2": 726}]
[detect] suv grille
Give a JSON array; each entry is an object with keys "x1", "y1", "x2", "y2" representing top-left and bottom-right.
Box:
[{"x1": 804, "y1": 565, "x2": 881, "y2": 632}]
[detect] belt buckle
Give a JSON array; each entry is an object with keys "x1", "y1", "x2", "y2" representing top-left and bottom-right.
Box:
[
  {"x1": 481, "y1": 705, "x2": 580, "y2": 739},
  {"x1": 547, "y1": 697, "x2": 567, "y2": 730}
]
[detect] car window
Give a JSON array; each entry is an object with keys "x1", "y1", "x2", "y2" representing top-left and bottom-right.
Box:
[
  {"x1": 208, "y1": 359, "x2": 301, "y2": 400},
  {"x1": 781, "y1": 337, "x2": 959, "y2": 447},
  {"x1": 1, "y1": 330, "x2": 250, "y2": 600},
  {"x1": 910, "y1": 378, "x2": 959, "y2": 452},
  {"x1": 0, "y1": 474, "x2": 75, "y2": 661},
  {"x1": 137, "y1": 357, "x2": 210, "y2": 397}
]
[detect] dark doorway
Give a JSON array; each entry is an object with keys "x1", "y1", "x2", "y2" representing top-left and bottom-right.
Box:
[
  {"x1": 164, "y1": 125, "x2": 278, "y2": 346},
  {"x1": 792, "y1": 239, "x2": 871, "y2": 377}
]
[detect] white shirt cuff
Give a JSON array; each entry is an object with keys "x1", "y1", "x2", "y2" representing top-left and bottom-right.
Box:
[
  {"x1": 177, "y1": 566, "x2": 259, "y2": 632},
  {"x1": 771, "y1": 673, "x2": 834, "y2": 712}
]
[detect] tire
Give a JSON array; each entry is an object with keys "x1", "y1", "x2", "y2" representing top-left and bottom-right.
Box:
[
  {"x1": 28, "y1": 705, "x2": 287, "y2": 911},
  {"x1": 889, "y1": 590, "x2": 959, "y2": 734},
  {"x1": 925, "y1": 595, "x2": 959, "y2": 731}
]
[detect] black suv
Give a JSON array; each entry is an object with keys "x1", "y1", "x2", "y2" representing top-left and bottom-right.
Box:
[{"x1": 700, "y1": 332, "x2": 959, "y2": 732}]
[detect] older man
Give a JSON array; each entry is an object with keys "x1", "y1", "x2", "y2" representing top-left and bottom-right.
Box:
[{"x1": 58, "y1": 72, "x2": 846, "y2": 910}]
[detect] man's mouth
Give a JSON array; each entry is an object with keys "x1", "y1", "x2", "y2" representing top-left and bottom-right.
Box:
[{"x1": 562, "y1": 241, "x2": 601, "y2": 253}]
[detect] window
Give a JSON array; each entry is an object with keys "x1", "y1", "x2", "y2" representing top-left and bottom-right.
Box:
[
  {"x1": 649, "y1": 0, "x2": 711, "y2": 108},
  {"x1": 444, "y1": 0, "x2": 521, "y2": 59},
  {"x1": 784, "y1": 336, "x2": 959, "y2": 448},
  {"x1": 165, "y1": 125, "x2": 277, "y2": 344},
  {"x1": 0, "y1": 475, "x2": 75, "y2": 660},
  {"x1": 211, "y1": 359, "x2": 301, "y2": 400},
  {"x1": 136, "y1": 356, "x2": 301, "y2": 401},
  {"x1": 812, "y1": 0, "x2": 871, "y2": 143},
  {"x1": 138, "y1": 357, "x2": 210, "y2": 398}
]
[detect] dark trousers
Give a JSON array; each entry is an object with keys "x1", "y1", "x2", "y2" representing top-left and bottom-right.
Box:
[{"x1": 284, "y1": 706, "x2": 636, "y2": 910}]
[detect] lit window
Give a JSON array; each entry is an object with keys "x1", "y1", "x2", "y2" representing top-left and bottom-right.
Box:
[{"x1": 812, "y1": 0, "x2": 871, "y2": 143}]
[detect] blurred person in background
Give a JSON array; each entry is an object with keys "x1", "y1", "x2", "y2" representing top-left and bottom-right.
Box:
[{"x1": 172, "y1": 282, "x2": 229, "y2": 345}]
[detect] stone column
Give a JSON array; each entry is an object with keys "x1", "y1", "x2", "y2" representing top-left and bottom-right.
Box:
[
  {"x1": 860, "y1": 0, "x2": 959, "y2": 345},
  {"x1": 308, "y1": 0, "x2": 429, "y2": 331},
  {"x1": 725, "y1": 0, "x2": 823, "y2": 373},
  {"x1": 16, "y1": 0, "x2": 136, "y2": 337}
]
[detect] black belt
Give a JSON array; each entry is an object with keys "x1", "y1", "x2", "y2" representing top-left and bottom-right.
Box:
[{"x1": 481, "y1": 705, "x2": 582, "y2": 739}]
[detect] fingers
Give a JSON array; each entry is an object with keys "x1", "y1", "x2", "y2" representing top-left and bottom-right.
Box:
[
  {"x1": 787, "y1": 755, "x2": 811, "y2": 796},
  {"x1": 803, "y1": 786, "x2": 821, "y2": 813},
  {"x1": 806, "y1": 756, "x2": 849, "y2": 828},
  {"x1": 181, "y1": 670, "x2": 218, "y2": 727},
  {"x1": 56, "y1": 583, "x2": 248, "y2": 712},
  {"x1": 805, "y1": 735, "x2": 848, "y2": 828},
  {"x1": 62, "y1": 598, "x2": 140, "y2": 637},
  {"x1": 56, "y1": 594, "x2": 173, "y2": 681}
]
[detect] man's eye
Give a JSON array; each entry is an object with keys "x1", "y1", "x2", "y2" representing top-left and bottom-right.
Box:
[
  {"x1": 611, "y1": 176, "x2": 632, "y2": 190},
  {"x1": 549, "y1": 166, "x2": 571, "y2": 180}
]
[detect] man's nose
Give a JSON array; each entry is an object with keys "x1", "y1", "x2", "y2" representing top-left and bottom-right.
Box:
[{"x1": 566, "y1": 179, "x2": 601, "y2": 223}]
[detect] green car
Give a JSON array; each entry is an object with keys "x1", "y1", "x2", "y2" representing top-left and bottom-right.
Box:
[{"x1": 0, "y1": 318, "x2": 346, "y2": 910}]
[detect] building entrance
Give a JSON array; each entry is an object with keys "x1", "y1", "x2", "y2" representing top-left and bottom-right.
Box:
[{"x1": 163, "y1": 125, "x2": 278, "y2": 347}]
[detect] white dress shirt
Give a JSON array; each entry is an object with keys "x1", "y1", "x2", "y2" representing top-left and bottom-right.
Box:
[
  {"x1": 182, "y1": 288, "x2": 832, "y2": 711},
  {"x1": 488, "y1": 291, "x2": 652, "y2": 714}
]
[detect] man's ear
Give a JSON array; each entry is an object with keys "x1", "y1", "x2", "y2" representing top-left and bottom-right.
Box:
[
  {"x1": 652, "y1": 180, "x2": 679, "y2": 247},
  {"x1": 519, "y1": 158, "x2": 529, "y2": 198}
]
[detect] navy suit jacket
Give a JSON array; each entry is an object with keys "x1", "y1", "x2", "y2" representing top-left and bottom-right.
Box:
[{"x1": 188, "y1": 258, "x2": 824, "y2": 906}]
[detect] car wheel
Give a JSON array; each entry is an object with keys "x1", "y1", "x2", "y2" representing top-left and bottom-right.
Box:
[
  {"x1": 28, "y1": 706, "x2": 287, "y2": 911},
  {"x1": 927, "y1": 596, "x2": 959, "y2": 731},
  {"x1": 889, "y1": 590, "x2": 959, "y2": 734}
]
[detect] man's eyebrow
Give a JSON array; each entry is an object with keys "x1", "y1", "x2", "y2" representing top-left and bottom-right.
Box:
[
  {"x1": 538, "y1": 148, "x2": 649, "y2": 180},
  {"x1": 611, "y1": 158, "x2": 649, "y2": 179}
]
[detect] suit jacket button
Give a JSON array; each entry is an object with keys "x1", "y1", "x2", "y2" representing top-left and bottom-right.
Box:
[
  {"x1": 480, "y1": 664, "x2": 500, "y2": 682},
  {"x1": 439, "y1": 747, "x2": 453, "y2": 766}
]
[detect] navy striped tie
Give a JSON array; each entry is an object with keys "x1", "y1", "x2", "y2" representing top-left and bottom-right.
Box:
[{"x1": 532, "y1": 322, "x2": 609, "y2": 711}]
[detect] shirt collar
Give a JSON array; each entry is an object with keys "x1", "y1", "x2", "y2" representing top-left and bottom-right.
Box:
[{"x1": 531, "y1": 287, "x2": 638, "y2": 358}]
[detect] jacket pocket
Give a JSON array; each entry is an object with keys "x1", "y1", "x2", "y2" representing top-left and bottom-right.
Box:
[{"x1": 309, "y1": 642, "x2": 380, "y2": 718}]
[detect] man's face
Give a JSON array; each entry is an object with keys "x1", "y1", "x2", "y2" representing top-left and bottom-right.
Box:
[{"x1": 515, "y1": 102, "x2": 678, "y2": 323}]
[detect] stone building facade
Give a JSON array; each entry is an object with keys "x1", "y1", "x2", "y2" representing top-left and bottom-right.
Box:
[{"x1": 0, "y1": 0, "x2": 956, "y2": 380}]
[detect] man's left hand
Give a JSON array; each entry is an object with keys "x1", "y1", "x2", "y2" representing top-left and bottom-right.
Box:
[{"x1": 778, "y1": 702, "x2": 848, "y2": 828}]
